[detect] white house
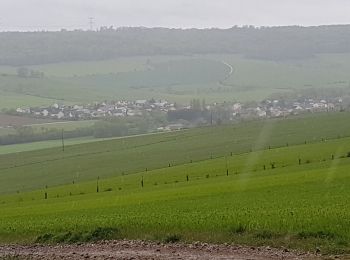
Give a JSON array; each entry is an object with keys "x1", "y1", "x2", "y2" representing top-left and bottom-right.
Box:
[{"x1": 42, "y1": 110, "x2": 49, "y2": 117}]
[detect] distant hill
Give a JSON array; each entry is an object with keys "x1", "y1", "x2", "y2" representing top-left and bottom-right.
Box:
[{"x1": 1, "y1": 25, "x2": 350, "y2": 65}]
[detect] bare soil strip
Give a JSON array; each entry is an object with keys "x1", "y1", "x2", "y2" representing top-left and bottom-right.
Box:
[
  {"x1": 0, "y1": 114, "x2": 54, "y2": 127},
  {"x1": 0, "y1": 240, "x2": 325, "y2": 260}
]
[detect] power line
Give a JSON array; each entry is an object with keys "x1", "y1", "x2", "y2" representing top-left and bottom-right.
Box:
[
  {"x1": 61, "y1": 129, "x2": 65, "y2": 152},
  {"x1": 88, "y1": 17, "x2": 94, "y2": 31}
]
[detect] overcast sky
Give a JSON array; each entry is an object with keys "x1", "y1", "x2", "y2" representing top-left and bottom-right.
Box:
[{"x1": 1, "y1": 0, "x2": 350, "y2": 31}]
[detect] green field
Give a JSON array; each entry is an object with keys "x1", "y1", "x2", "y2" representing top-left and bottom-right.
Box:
[
  {"x1": 30, "y1": 57, "x2": 150, "y2": 77},
  {"x1": 0, "y1": 112, "x2": 349, "y2": 194},
  {"x1": 0, "y1": 112, "x2": 350, "y2": 254},
  {"x1": 1, "y1": 53, "x2": 350, "y2": 109},
  {"x1": 28, "y1": 120, "x2": 97, "y2": 132},
  {"x1": 0, "y1": 91, "x2": 61, "y2": 110},
  {"x1": 216, "y1": 54, "x2": 350, "y2": 90},
  {"x1": 0, "y1": 137, "x2": 98, "y2": 155},
  {"x1": 0, "y1": 131, "x2": 170, "y2": 155},
  {"x1": 0, "y1": 120, "x2": 97, "y2": 137}
]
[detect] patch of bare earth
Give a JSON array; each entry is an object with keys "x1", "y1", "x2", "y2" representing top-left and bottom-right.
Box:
[
  {"x1": 0, "y1": 114, "x2": 54, "y2": 128},
  {"x1": 0, "y1": 240, "x2": 327, "y2": 260}
]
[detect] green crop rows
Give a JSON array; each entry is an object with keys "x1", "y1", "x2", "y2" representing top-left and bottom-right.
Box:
[{"x1": 0, "y1": 112, "x2": 349, "y2": 254}]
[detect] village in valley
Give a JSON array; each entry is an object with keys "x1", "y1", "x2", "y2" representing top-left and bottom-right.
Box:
[
  {"x1": 15, "y1": 99, "x2": 177, "y2": 120},
  {"x1": 13, "y1": 96, "x2": 345, "y2": 123}
]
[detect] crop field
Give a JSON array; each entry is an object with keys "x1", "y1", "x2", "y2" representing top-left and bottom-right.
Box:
[
  {"x1": 0, "y1": 111, "x2": 349, "y2": 194},
  {"x1": 27, "y1": 120, "x2": 97, "y2": 131},
  {"x1": 0, "y1": 114, "x2": 54, "y2": 127},
  {"x1": 0, "y1": 114, "x2": 55, "y2": 136},
  {"x1": 0, "y1": 128, "x2": 349, "y2": 253},
  {"x1": 0, "y1": 112, "x2": 349, "y2": 253},
  {"x1": 1, "y1": 53, "x2": 350, "y2": 109},
  {"x1": 213, "y1": 53, "x2": 350, "y2": 90},
  {"x1": 0, "y1": 118, "x2": 97, "y2": 137},
  {"x1": 0, "y1": 90, "x2": 66, "y2": 110},
  {"x1": 0, "y1": 137, "x2": 103, "y2": 155},
  {"x1": 29, "y1": 57, "x2": 150, "y2": 77}
]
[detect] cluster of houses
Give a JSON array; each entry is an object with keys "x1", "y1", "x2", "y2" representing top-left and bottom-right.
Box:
[
  {"x1": 14, "y1": 96, "x2": 344, "y2": 124},
  {"x1": 230, "y1": 98, "x2": 343, "y2": 119},
  {"x1": 15, "y1": 100, "x2": 177, "y2": 120}
]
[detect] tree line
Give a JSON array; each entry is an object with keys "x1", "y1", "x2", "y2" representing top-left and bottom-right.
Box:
[{"x1": 1, "y1": 25, "x2": 350, "y2": 65}]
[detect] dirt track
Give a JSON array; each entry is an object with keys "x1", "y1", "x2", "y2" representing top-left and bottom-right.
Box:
[{"x1": 0, "y1": 240, "x2": 326, "y2": 260}]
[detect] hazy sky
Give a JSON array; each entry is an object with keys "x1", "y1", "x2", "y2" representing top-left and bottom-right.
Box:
[{"x1": 1, "y1": 0, "x2": 350, "y2": 31}]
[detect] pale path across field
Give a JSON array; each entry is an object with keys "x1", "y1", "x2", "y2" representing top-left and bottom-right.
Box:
[
  {"x1": 221, "y1": 60, "x2": 234, "y2": 83},
  {"x1": 0, "y1": 240, "x2": 322, "y2": 260}
]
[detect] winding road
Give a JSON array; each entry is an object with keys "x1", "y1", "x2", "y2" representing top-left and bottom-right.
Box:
[{"x1": 221, "y1": 61, "x2": 234, "y2": 80}]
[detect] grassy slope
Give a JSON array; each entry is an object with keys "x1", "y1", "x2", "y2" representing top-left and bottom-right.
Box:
[
  {"x1": 0, "y1": 90, "x2": 61, "y2": 109},
  {"x1": 30, "y1": 57, "x2": 149, "y2": 77},
  {"x1": 1, "y1": 54, "x2": 350, "y2": 108},
  {"x1": 0, "y1": 137, "x2": 100, "y2": 155},
  {"x1": 0, "y1": 56, "x2": 227, "y2": 108},
  {"x1": 0, "y1": 134, "x2": 350, "y2": 253},
  {"x1": 221, "y1": 54, "x2": 350, "y2": 89},
  {"x1": 0, "y1": 112, "x2": 350, "y2": 195}
]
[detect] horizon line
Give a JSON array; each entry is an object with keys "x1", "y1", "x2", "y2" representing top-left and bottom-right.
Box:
[{"x1": 1, "y1": 23, "x2": 350, "y2": 33}]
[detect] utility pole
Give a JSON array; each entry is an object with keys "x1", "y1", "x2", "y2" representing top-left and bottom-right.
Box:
[
  {"x1": 88, "y1": 17, "x2": 94, "y2": 31},
  {"x1": 61, "y1": 129, "x2": 65, "y2": 152}
]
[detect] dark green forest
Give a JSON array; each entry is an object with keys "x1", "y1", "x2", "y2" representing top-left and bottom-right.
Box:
[{"x1": 1, "y1": 25, "x2": 350, "y2": 65}]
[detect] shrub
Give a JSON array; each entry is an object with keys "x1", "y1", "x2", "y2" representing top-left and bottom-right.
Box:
[
  {"x1": 256, "y1": 230, "x2": 274, "y2": 239},
  {"x1": 164, "y1": 234, "x2": 181, "y2": 243},
  {"x1": 297, "y1": 230, "x2": 335, "y2": 240},
  {"x1": 84, "y1": 227, "x2": 119, "y2": 242},
  {"x1": 35, "y1": 227, "x2": 119, "y2": 244},
  {"x1": 35, "y1": 233, "x2": 54, "y2": 243},
  {"x1": 229, "y1": 224, "x2": 246, "y2": 235},
  {"x1": 55, "y1": 232, "x2": 73, "y2": 243}
]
